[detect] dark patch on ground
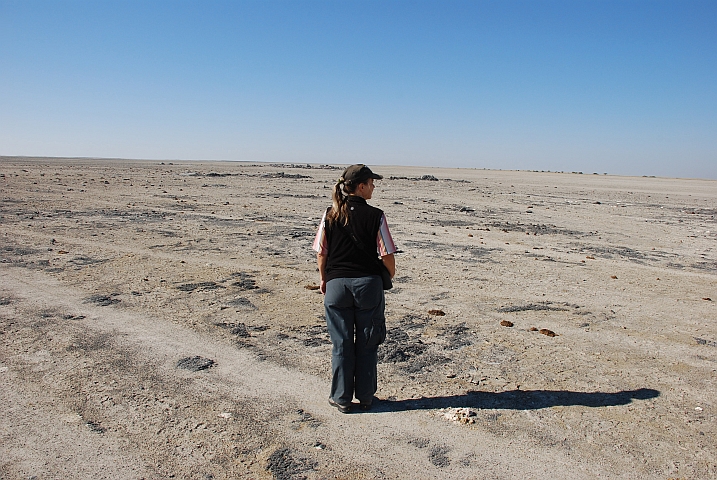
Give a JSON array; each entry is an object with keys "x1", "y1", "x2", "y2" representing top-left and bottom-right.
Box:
[
  {"x1": 176, "y1": 356, "x2": 215, "y2": 371},
  {"x1": 680, "y1": 207, "x2": 717, "y2": 216},
  {"x1": 85, "y1": 420, "x2": 106, "y2": 434},
  {"x1": 378, "y1": 323, "x2": 446, "y2": 368},
  {"x1": 486, "y1": 221, "x2": 583, "y2": 236},
  {"x1": 260, "y1": 193, "x2": 322, "y2": 200},
  {"x1": 428, "y1": 445, "x2": 451, "y2": 467},
  {"x1": 690, "y1": 261, "x2": 717, "y2": 273},
  {"x1": 288, "y1": 229, "x2": 314, "y2": 238},
  {"x1": 261, "y1": 172, "x2": 311, "y2": 179},
  {"x1": 461, "y1": 246, "x2": 499, "y2": 260},
  {"x1": 67, "y1": 332, "x2": 112, "y2": 352},
  {"x1": 435, "y1": 219, "x2": 476, "y2": 227},
  {"x1": 378, "y1": 327, "x2": 431, "y2": 365},
  {"x1": 0, "y1": 298, "x2": 11, "y2": 305},
  {"x1": 215, "y1": 322, "x2": 251, "y2": 337},
  {"x1": 266, "y1": 447, "x2": 315, "y2": 480},
  {"x1": 439, "y1": 323, "x2": 474, "y2": 350},
  {"x1": 389, "y1": 175, "x2": 439, "y2": 181},
  {"x1": 575, "y1": 244, "x2": 683, "y2": 267},
  {"x1": 232, "y1": 279, "x2": 259, "y2": 290},
  {"x1": 408, "y1": 437, "x2": 430, "y2": 448},
  {"x1": 2, "y1": 245, "x2": 41, "y2": 256},
  {"x1": 226, "y1": 297, "x2": 256, "y2": 309},
  {"x1": 403, "y1": 353, "x2": 451, "y2": 373},
  {"x1": 695, "y1": 337, "x2": 717, "y2": 348},
  {"x1": 177, "y1": 282, "x2": 225, "y2": 292},
  {"x1": 498, "y1": 302, "x2": 569, "y2": 313},
  {"x1": 378, "y1": 343, "x2": 419, "y2": 363},
  {"x1": 268, "y1": 162, "x2": 340, "y2": 170},
  {"x1": 298, "y1": 324, "x2": 330, "y2": 346},
  {"x1": 578, "y1": 245, "x2": 650, "y2": 261},
  {"x1": 231, "y1": 324, "x2": 251, "y2": 337},
  {"x1": 402, "y1": 240, "x2": 500, "y2": 263},
  {"x1": 84, "y1": 294, "x2": 121, "y2": 307},
  {"x1": 68, "y1": 256, "x2": 106, "y2": 266},
  {"x1": 303, "y1": 337, "x2": 331, "y2": 347},
  {"x1": 399, "y1": 313, "x2": 431, "y2": 330},
  {"x1": 292, "y1": 409, "x2": 322, "y2": 429}
]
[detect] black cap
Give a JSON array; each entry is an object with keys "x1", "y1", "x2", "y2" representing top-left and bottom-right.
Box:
[{"x1": 341, "y1": 164, "x2": 383, "y2": 184}]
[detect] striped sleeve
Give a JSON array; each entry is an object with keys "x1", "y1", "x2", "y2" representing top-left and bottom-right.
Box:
[
  {"x1": 376, "y1": 213, "x2": 397, "y2": 256},
  {"x1": 312, "y1": 210, "x2": 328, "y2": 254}
]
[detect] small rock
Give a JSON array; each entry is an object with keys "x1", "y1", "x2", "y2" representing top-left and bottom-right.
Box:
[
  {"x1": 539, "y1": 329, "x2": 556, "y2": 337},
  {"x1": 586, "y1": 255, "x2": 595, "y2": 260},
  {"x1": 703, "y1": 297, "x2": 712, "y2": 301},
  {"x1": 610, "y1": 275, "x2": 618, "y2": 279},
  {"x1": 528, "y1": 327, "x2": 538, "y2": 331},
  {"x1": 437, "y1": 407, "x2": 477, "y2": 425},
  {"x1": 218, "y1": 412, "x2": 232, "y2": 419},
  {"x1": 305, "y1": 284, "x2": 320, "y2": 290},
  {"x1": 500, "y1": 320, "x2": 514, "y2": 327},
  {"x1": 428, "y1": 309, "x2": 445, "y2": 316}
]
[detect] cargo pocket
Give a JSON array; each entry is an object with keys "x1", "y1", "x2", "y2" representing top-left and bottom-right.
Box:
[{"x1": 366, "y1": 315, "x2": 386, "y2": 347}]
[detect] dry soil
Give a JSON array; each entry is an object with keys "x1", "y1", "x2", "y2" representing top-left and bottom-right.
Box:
[{"x1": 1, "y1": 158, "x2": 715, "y2": 479}]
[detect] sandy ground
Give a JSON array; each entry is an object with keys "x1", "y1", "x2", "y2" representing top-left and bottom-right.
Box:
[{"x1": 0, "y1": 157, "x2": 715, "y2": 479}]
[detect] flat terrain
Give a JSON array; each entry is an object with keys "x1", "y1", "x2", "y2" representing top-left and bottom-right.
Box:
[{"x1": 1, "y1": 157, "x2": 715, "y2": 479}]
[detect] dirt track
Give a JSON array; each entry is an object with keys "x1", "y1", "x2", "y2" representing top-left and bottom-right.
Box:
[{"x1": 1, "y1": 158, "x2": 716, "y2": 479}]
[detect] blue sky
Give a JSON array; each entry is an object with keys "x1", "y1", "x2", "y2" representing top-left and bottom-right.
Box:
[{"x1": 1, "y1": 1, "x2": 715, "y2": 179}]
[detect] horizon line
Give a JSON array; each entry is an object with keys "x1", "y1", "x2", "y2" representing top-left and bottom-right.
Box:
[{"x1": 1, "y1": 155, "x2": 715, "y2": 182}]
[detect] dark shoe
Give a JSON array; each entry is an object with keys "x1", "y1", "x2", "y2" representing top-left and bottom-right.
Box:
[
  {"x1": 328, "y1": 398, "x2": 351, "y2": 414},
  {"x1": 359, "y1": 398, "x2": 373, "y2": 411}
]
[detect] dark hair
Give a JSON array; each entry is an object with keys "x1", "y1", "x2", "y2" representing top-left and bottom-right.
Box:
[{"x1": 326, "y1": 178, "x2": 359, "y2": 226}]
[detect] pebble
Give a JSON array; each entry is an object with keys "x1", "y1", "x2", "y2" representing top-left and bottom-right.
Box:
[
  {"x1": 500, "y1": 320, "x2": 514, "y2": 327},
  {"x1": 539, "y1": 329, "x2": 557, "y2": 337},
  {"x1": 428, "y1": 309, "x2": 445, "y2": 316}
]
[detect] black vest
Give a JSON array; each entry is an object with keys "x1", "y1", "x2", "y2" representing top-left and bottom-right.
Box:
[{"x1": 324, "y1": 196, "x2": 384, "y2": 282}]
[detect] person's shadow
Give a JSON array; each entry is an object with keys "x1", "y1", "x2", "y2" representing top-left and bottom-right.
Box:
[{"x1": 362, "y1": 388, "x2": 659, "y2": 413}]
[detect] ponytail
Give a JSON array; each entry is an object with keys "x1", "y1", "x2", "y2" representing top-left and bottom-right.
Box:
[{"x1": 326, "y1": 177, "x2": 356, "y2": 226}]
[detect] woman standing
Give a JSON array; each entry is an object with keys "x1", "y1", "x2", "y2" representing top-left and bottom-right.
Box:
[{"x1": 312, "y1": 164, "x2": 397, "y2": 413}]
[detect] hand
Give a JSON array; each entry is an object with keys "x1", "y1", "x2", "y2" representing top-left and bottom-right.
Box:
[{"x1": 320, "y1": 280, "x2": 327, "y2": 295}]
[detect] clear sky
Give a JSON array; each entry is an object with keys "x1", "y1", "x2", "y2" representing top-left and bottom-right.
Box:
[{"x1": 1, "y1": 1, "x2": 715, "y2": 179}]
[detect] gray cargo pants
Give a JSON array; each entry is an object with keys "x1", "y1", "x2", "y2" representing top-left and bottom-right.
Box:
[{"x1": 324, "y1": 275, "x2": 385, "y2": 406}]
